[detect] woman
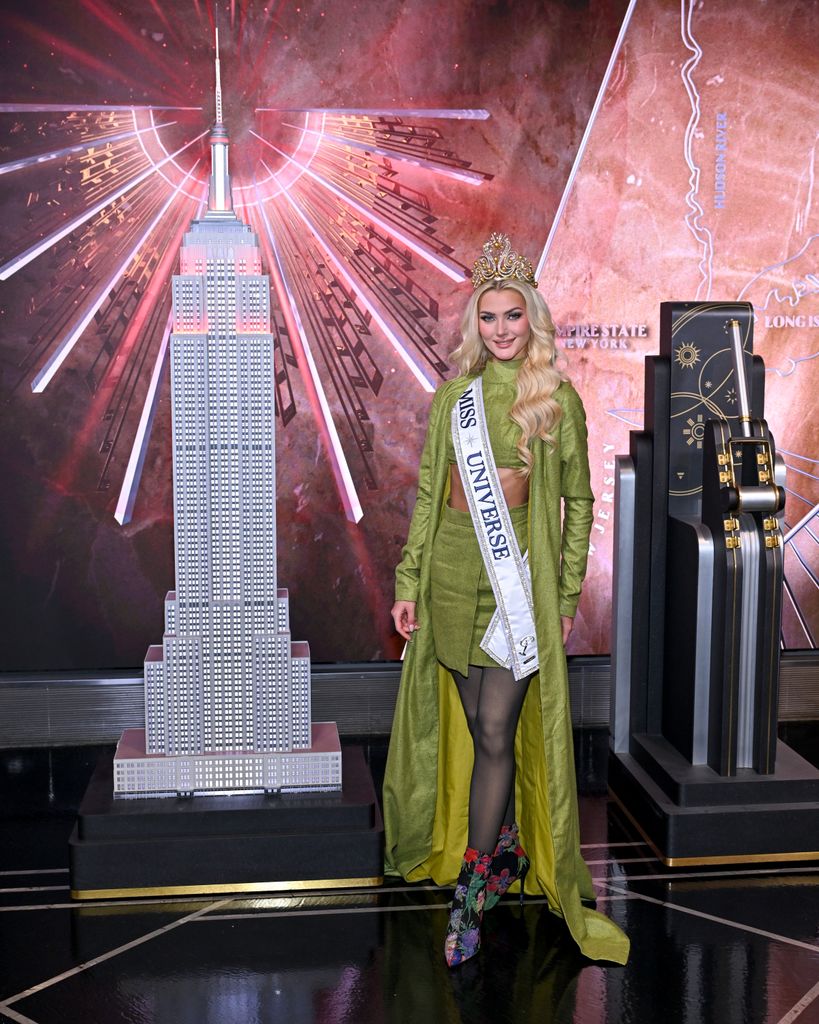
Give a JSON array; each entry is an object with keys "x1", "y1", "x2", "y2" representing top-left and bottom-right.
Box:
[{"x1": 383, "y1": 234, "x2": 629, "y2": 968}]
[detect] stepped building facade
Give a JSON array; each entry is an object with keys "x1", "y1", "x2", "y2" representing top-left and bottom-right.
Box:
[{"x1": 112, "y1": 35, "x2": 341, "y2": 797}]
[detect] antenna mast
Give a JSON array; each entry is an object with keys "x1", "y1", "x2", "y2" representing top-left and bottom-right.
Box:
[{"x1": 214, "y1": 27, "x2": 223, "y2": 124}]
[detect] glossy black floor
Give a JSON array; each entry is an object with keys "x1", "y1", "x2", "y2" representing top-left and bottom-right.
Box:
[{"x1": 1, "y1": 727, "x2": 818, "y2": 1024}]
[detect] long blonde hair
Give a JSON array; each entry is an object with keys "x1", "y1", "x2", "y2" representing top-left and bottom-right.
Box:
[{"x1": 450, "y1": 280, "x2": 566, "y2": 475}]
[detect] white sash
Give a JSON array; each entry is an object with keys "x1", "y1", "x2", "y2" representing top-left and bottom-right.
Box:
[{"x1": 451, "y1": 378, "x2": 538, "y2": 680}]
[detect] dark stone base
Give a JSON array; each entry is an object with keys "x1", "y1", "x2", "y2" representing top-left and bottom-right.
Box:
[
  {"x1": 609, "y1": 737, "x2": 819, "y2": 865},
  {"x1": 69, "y1": 744, "x2": 384, "y2": 898}
]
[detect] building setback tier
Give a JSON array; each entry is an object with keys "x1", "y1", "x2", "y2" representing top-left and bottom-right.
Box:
[{"x1": 114, "y1": 723, "x2": 342, "y2": 797}]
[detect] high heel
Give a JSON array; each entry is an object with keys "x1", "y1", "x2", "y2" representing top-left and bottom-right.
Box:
[
  {"x1": 444, "y1": 847, "x2": 493, "y2": 967},
  {"x1": 484, "y1": 822, "x2": 530, "y2": 911}
]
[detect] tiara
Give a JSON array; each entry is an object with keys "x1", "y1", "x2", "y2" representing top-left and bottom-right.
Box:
[{"x1": 471, "y1": 232, "x2": 538, "y2": 289}]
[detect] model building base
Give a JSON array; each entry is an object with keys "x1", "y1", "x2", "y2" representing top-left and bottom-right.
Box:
[
  {"x1": 70, "y1": 743, "x2": 383, "y2": 899},
  {"x1": 609, "y1": 737, "x2": 819, "y2": 866},
  {"x1": 113, "y1": 722, "x2": 342, "y2": 797}
]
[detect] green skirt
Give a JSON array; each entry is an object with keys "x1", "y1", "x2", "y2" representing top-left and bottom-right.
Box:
[{"x1": 429, "y1": 502, "x2": 529, "y2": 676}]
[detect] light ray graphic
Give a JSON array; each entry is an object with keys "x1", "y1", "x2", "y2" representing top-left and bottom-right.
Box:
[
  {"x1": 115, "y1": 189, "x2": 211, "y2": 524},
  {"x1": 249, "y1": 130, "x2": 467, "y2": 283},
  {"x1": 31, "y1": 158, "x2": 203, "y2": 392},
  {"x1": 278, "y1": 189, "x2": 436, "y2": 393},
  {"x1": 253, "y1": 184, "x2": 363, "y2": 523},
  {"x1": 535, "y1": 0, "x2": 638, "y2": 279},
  {"x1": 679, "y1": 0, "x2": 714, "y2": 300},
  {"x1": 136, "y1": 108, "x2": 208, "y2": 197},
  {"x1": 0, "y1": 104, "x2": 201, "y2": 112},
  {"x1": 114, "y1": 310, "x2": 173, "y2": 525},
  {"x1": 0, "y1": 121, "x2": 176, "y2": 177},
  {"x1": 241, "y1": 113, "x2": 324, "y2": 202},
  {"x1": 0, "y1": 129, "x2": 209, "y2": 280},
  {"x1": 257, "y1": 108, "x2": 491, "y2": 119},
  {"x1": 279, "y1": 124, "x2": 485, "y2": 186}
]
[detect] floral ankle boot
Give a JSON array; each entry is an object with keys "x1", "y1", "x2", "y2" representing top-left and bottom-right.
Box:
[
  {"x1": 484, "y1": 823, "x2": 530, "y2": 911},
  {"x1": 444, "y1": 847, "x2": 493, "y2": 967}
]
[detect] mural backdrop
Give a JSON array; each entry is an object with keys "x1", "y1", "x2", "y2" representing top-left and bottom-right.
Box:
[{"x1": 0, "y1": 0, "x2": 817, "y2": 670}]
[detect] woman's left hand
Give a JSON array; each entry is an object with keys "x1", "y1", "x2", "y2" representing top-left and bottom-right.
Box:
[{"x1": 561, "y1": 615, "x2": 574, "y2": 646}]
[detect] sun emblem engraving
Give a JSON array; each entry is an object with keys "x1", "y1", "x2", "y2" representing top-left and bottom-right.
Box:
[
  {"x1": 675, "y1": 343, "x2": 701, "y2": 369},
  {"x1": 682, "y1": 414, "x2": 705, "y2": 448}
]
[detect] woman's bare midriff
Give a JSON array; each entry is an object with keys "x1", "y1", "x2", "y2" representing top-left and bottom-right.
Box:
[{"x1": 448, "y1": 463, "x2": 529, "y2": 512}]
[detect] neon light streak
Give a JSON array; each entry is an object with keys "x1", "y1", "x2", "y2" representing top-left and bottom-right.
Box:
[
  {"x1": 31, "y1": 159, "x2": 202, "y2": 393},
  {"x1": 280, "y1": 188, "x2": 436, "y2": 392},
  {"x1": 0, "y1": 121, "x2": 176, "y2": 177},
  {"x1": 280, "y1": 123, "x2": 485, "y2": 185},
  {"x1": 0, "y1": 104, "x2": 201, "y2": 112},
  {"x1": 0, "y1": 130, "x2": 208, "y2": 281},
  {"x1": 256, "y1": 108, "x2": 490, "y2": 120},
  {"x1": 139, "y1": 108, "x2": 208, "y2": 199},
  {"x1": 114, "y1": 311, "x2": 173, "y2": 526},
  {"x1": 254, "y1": 189, "x2": 363, "y2": 524},
  {"x1": 536, "y1": 0, "x2": 638, "y2": 279},
  {"x1": 250, "y1": 130, "x2": 465, "y2": 283},
  {"x1": 242, "y1": 114, "x2": 323, "y2": 201}
]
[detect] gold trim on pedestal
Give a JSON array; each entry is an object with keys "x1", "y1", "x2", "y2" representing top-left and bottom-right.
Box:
[
  {"x1": 71, "y1": 875, "x2": 384, "y2": 901},
  {"x1": 608, "y1": 787, "x2": 819, "y2": 868}
]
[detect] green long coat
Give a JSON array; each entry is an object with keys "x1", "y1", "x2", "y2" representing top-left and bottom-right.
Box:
[{"x1": 383, "y1": 372, "x2": 630, "y2": 965}]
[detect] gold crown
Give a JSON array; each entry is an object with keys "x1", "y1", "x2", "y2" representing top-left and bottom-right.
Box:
[{"x1": 471, "y1": 233, "x2": 537, "y2": 289}]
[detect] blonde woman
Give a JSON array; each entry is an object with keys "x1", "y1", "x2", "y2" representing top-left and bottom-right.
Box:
[{"x1": 383, "y1": 234, "x2": 629, "y2": 968}]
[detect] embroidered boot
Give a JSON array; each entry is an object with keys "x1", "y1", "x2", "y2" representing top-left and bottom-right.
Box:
[
  {"x1": 444, "y1": 847, "x2": 493, "y2": 967},
  {"x1": 484, "y1": 823, "x2": 530, "y2": 911}
]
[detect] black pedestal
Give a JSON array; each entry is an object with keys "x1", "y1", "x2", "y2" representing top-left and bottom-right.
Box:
[
  {"x1": 609, "y1": 737, "x2": 819, "y2": 866},
  {"x1": 69, "y1": 744, "x2": 384, "y2": 898}
]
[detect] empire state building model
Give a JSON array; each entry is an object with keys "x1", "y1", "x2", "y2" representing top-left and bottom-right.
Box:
[{"x1": 113, "y1": 35, "x2": 341, "y2": 797}]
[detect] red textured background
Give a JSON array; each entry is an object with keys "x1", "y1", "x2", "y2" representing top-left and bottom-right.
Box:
[{"x1": 0, "y1": 0, "x2": 816, "y2": 670}]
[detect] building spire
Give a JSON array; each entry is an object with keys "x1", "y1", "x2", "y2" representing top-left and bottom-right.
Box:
[
  {"x1": 207, "y1": 25, "x2": 233, "y2": 214},
  {"x1": 214, "y1": 27, "x2": 224, "y2": 125}
]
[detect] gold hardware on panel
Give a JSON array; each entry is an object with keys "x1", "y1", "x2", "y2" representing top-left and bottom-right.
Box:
[
  {"x1": 763, "y1": 517, "x2": 778, "y2": 531},
  {"x1": 726, "y1": 536, "x2": 741, "y2": 549},
  {"x1": 724, "y1": 518, "x2": 739, "y2": 532},
  {"x1": 719, "y1": 471, "x2": 731, "y2": 483},
  {"x1": 717, "y1": 453, "x2": 729, "y2": 466},
  {"x1": 765, "y1": 535, "x2": 781, "y2": 549},
  {"x1": 756, "y1": 453, "x2": 767, "y2": 465},
  {"x1": 758, "y1": 470, "x2": 770, "y2": 483}
]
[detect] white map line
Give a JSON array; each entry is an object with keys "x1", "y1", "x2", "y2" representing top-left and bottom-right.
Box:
[
  {"x1": 679, "y1": 0, "x2": 714, "y2": 300},
  {"x1": 765, "y1": 349, "x2": 819, "y2": 379},
  {"x1": 737, "y1": 232, "x2": 819, "y2": 303},
  {"x1": 535, "y1": 0, "x2": 638, "y2": 278},
  {"x1": 793, "y1": 134, "x2": 818, "y2": 236},
  {"x1": 779, "y1": 448, "x2": 819, "y2": 465},
  {"x1": 606, "y1": 408, "x2": 643, "y2": 428},
  {"x1": 785, "y1": 502, "x2": 819, "y2": 544},
  {"x1": 788, "y1": 539, "x2": 819, "y2": 590}
]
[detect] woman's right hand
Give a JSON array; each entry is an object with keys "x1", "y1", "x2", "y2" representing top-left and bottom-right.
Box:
[{"x1": 391, "y1": 601, "x2": 419, "y2": 642}]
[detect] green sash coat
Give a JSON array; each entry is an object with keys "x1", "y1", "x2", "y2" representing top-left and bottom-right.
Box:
[{"x1": 383, "y1": 371, "x2": 630, "y2": 965}]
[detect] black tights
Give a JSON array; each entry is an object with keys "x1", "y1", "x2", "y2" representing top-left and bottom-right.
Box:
[{"x1": 451, "y1": 665, "x2": 533, "y2": 855}]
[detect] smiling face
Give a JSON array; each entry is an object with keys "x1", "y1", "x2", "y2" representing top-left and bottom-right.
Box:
[{"x1": 477, "y1": 287, "x2": 531, "y2": 361}]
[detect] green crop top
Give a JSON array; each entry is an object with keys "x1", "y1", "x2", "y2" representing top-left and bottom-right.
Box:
[{"x1": 446, "y1": 356, "x2": 526, "y2": 469}]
